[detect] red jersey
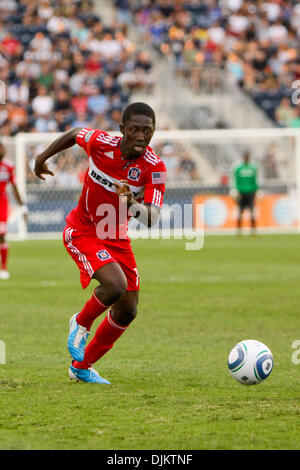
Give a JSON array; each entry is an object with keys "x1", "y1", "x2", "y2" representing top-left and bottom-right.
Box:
[
  {"x1": 66, "y1": 128, "x2": 167, "y2": 240},
  {"x1": 0, "y1": 158, "x2": 16, "y2": 199}
]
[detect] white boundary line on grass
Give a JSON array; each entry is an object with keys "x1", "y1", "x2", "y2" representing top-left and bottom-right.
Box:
[{"x1": 6, "y1": 227, "x2": 300, "y2": 241}]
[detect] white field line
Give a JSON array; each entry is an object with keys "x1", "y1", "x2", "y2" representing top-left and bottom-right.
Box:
[{"x1": 0, "y1": 272, "x2": 299, "y2": 287}]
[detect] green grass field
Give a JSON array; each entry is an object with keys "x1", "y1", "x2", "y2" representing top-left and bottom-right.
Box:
[{"x1": 0, "y1": 234, "x2": 300, "y2": 450}]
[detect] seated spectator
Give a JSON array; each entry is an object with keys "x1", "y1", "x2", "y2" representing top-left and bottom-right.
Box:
[
  {"x1": 85, "y1": 52, "x2": 102, "y2": 75},
  {"x1": 262, "y1": 144, "x2": 279, "y2": 179},
  {"x1": 29, "y1": 32, "x2": 52, "y2": 62},
  {"x1": 94, "y1": 31, "x2": 123, "y2": 60},
  {"x1": 175, "y1": 152, "x2": 199, "y2": 181},
  {"x1": 288, "y1": 107, "x2": 300, "y2": 128},
  {"x1": 70, "y1": 19, "x2": 90, "y2": 44},
  {"x1": 87, "y1": 85, "x2": 109, "y2": 115},
  {"x1": 113, "y1": 0, "x2": 132, "y2": 25},
  {"x1": 118, "y1": 51, "x2": 154, "y2": 91},
  {"x1": 34, "y1": 116, "x2": 58, "y2": 132},
  {"x1": 54, "y1": 88, "x2": 71, "y2": 114},
  {"x1": 106, "y1": 107, "x2": 122, "y2": 131},
  {"x1": 153, "y1": 142, "x2": 179, "y2": 180},
  {"x1": 71, "y1": 110, "x2": 92, "y2": 128},
  {"x1": 267, "y1": 19, "x2": 288, "y2": 44},
  {"x1": 7, "y1": 80, "x2": 30, "y2": 105},
  {"x1": 16, "y1": 54, "x2": 41, "y2": 79},
  {"x1": 6, "y1": 102, "x2": 28, "y2": 134},
  {"x1": 71, "y1": 91, "x2": 88, "y2": 116},
  {"x1": 1, "y1": 32, "x2": 22, "y2": 56},
  {"x1": 275, "y1": 98, "x2": 295, "y2": 127},
  {"x1": 32, "y1": 85, "x2": 54, "y2": 117},
  {"x1": 69, "y1": 66, "x2": 88, "y2": 95},
  {"x1": 37, "y1": 1, "x2": 54, "y2": 20},
  {"x1": 37, "y1": 62, "x2": 55, "y2": 90}
]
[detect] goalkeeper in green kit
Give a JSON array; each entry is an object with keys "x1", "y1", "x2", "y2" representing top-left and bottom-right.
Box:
[{"x1": 231, "y1": 151, "x2": 260, "y2": 235}]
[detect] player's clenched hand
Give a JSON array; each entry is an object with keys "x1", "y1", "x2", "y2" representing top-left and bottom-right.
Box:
[
  {"x1": 34, "y1": 155, "x2": 54, "y2": 181},
  {"x1": 113, "y1": 180, "x2": 134, "y2": 205}
]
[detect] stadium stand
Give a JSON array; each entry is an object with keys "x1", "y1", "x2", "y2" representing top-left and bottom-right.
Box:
[
  {"x1": 121, "y1": 0, "x2": 300, "y2": 127},
  {"x1": 0, "y1": 0, "x2": 298, "y2": 190},
  {"x1": 0, "y1": 0, "x2": 154, "y2": 137}
]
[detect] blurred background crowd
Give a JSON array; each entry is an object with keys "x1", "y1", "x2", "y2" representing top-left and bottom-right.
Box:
[
  {"x1": 0, "y1": 0, "x2": 153, "y2": 137},
  {"x1": 0, "y1": 0, "x2": 299, "y2": 188},
  {"x1": 125, "y1": 0, "x2": 300, "y2": 127}
]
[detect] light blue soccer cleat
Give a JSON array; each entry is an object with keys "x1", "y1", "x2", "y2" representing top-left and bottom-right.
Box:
[
  {"x1": 69, "y1": 363, "x2": 111, "y2": 384},
  {"x1": 68, "y1": 313, "x2": 89, "y2": 362}
]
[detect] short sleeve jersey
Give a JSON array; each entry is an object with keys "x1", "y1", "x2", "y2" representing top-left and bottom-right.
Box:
[
  {"x1": 234, "y1": 163, "x2": 259, "y2": 194},
  {"x1": 66, "y1": 128, "x2": 167, "y2": 239},
  {"x1": 0, "y1": 158, "x2": 16, "y2": 199}
]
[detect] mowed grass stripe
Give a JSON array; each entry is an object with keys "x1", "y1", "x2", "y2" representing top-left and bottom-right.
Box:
[{"x1": 0, "y1": 234, "x2": 299, "y2": 449}]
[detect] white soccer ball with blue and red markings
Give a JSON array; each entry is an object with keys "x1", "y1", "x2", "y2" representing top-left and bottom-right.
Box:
[{"x1": 228, "y1": 339, "x2": 273, "y2": 385}]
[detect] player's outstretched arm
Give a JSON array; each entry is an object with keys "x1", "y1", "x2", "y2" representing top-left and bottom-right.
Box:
[{"x1": 34, "y1": 127, "x2": 80, "y2": 181}]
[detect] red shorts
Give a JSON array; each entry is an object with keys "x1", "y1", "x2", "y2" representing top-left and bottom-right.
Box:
[
  {"x1": 0, "y1": 196, "x2": 8, "y2": 235},
  {"x1": 63, "y1": 225, "x2": 139, "y2": 291}
]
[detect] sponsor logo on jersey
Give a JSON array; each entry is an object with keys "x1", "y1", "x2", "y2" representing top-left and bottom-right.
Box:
[
  {"x1": 127, "y1": 167, "x2": 141, "y2": 181},
  {"x1": 88, "y1": 159, "x2": 144, "y2": 198},
  {"x1": 96, "y1": 249, "x2": 111, "y2": 261},
  {"x1": 90, "y1": 169, "x2": 116, "y2": 190},
  {"x1": 239, "y1": 168, "x2": 255, "y2": 177},
  {"x1": 84, "y1": 130, "x2": 95, "y2": 142}
]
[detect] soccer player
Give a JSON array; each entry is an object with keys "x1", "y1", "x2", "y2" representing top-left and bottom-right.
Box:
[
  {"x1": 0, "y1": 142, "x2": 28, "y2": 279},
  {"x1": 34, "y1": 102, "x2": 167, "y2": 384},
  {"x1": 231, "y1": 151, "x2": 259, "y2": 236}
]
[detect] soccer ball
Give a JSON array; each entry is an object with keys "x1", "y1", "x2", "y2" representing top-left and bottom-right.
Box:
[{"x1": 228, "y1": 339, "x2": 273, "y2": 385}]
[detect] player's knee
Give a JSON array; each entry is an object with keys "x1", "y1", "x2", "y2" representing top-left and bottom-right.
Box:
[
  {"x1": 123, "y1": 305, "x2": 138, "y2": 324},
  {"x1": 111, "y1": 305, "x2": 137, "y2": 325},
  {"x1": 105, "y1": 278, "x2": 127, "y2": 304}
]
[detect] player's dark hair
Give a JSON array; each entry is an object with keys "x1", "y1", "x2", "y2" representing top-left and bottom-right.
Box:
[{"x1": 122, "y1": 102, "x2": 156, "y2": 126}]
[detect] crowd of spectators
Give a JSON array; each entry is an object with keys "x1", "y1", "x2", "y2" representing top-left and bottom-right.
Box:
[
  {"x1": 119, "y1": 0, "x2": 300, "y2": 127},
  {"x1": 153, "y1": 140, "x2": 199, "y2": 182},
  {"x1": 0, "y1": 0, "x2": 154, "y2": 137},
  {"x1": 26, "y1": 143, "x2": 88, "y2": 188},
  {"x1": 2, "y1": 0, "x2": 295, "y2": 188}
]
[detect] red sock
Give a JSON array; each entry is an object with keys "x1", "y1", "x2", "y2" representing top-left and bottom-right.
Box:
[
  {"x1": 76, "y1": 290, "x2": 109, "y2": 330},
  {"x1": 0, "y1": 243, "x2": 9, "y2": 270},
  {"x1": 73, "y1": 311, "x2": 129, "y2": 369}
]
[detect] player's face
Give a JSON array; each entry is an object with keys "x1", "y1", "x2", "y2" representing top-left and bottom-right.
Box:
[
  {"x1": 244, "y1": 154, "x2": 250, "y2": 164},
  {"x1": 120, "y1": 114, "x2": 155, "y2": 158}
]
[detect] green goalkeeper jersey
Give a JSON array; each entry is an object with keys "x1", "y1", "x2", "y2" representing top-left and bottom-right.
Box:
[{"x1": 234, "y1": 163, "x2": 259, "y2": 194}]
